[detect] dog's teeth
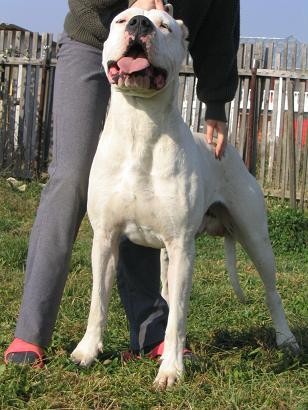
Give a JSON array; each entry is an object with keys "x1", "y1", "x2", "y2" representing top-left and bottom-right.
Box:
[
  {"x1": 135, "y1": 76, "x2": 140, "y2": 88},
  {"x1": 133, "y1": 76, "x2": 139, "y2": 88},
  {"x1": 137, "y1": 76, "x2": 144, "y2": 88},
  {"x1": 141, "y1": 77, "x2": 147, "y2": 88},
  {"x1": 144, "y1": 76, "x2": 150, "y2": 89},
  {"x1": 125, "y1": 77, "x2": 131, "y2": 87}
]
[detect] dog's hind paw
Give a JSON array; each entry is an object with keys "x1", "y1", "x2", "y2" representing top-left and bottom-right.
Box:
[{"x1": 71, "y1": 339, "x2": 103, "y2": 367}]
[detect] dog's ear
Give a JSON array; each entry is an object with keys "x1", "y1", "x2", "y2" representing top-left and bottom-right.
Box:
[
  {"x1": 176, "y1": 20, "x2": 189, "y2": 41},
  {"x1": 164, "y1": 3, "x2": 174, "y2": 16}
]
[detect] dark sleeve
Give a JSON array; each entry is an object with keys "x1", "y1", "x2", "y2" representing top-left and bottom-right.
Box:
[
  {"x1": 67, "y1": 0, "x2": 128, "y2": 40},
  {"x1": 187, "y1": 0, "x2": 240, "y2": 122}
]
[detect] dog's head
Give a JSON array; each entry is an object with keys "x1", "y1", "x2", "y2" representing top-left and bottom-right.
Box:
[{"x1": 103, "y1": 8, "x2": 188, "y2": 97}]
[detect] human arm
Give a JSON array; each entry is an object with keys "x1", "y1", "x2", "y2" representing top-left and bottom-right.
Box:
[
  {"x1": 64, "y1": 0, "x2": 129, "y2": 48},
  {"x1": 174, "y1": 0, "x2": 240, "y2": 158}
]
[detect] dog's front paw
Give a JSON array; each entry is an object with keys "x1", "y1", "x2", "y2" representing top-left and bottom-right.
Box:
[
  {"x1": 153, "y1": 362, "x2": 183, "y2": 390},
  {"x1": 71, "y1": 338, "x2": 103, "y2": 367}
]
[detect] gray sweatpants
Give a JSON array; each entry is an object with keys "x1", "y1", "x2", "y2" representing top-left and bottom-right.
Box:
[{"x1": 15, "y1": 33, "x2": 168, "y2": 351}]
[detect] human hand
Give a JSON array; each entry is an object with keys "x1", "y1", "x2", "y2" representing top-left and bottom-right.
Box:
[
  {"x1": 205, "y1": 119, "x2": 227, "y2": 160},
  {"x1": 131, "y1": 0, "x2": 165, "y2": 11}
]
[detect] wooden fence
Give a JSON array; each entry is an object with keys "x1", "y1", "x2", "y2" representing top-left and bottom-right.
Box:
[
  {"x1": 1, "y1": 30, "x2": 308, "y2": 208},
  {"x1": 0, "y1": 30, "x2": 57, "y2": 178}
]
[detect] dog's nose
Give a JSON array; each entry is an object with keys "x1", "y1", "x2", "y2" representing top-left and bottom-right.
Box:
[{"x1": 126, "y1": 15, "x2": 155, "y2": 37}]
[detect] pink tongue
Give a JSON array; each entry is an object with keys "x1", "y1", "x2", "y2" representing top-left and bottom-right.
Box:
[{"x1": 117, "y1": 56, "x2": 150, "y2": 74}]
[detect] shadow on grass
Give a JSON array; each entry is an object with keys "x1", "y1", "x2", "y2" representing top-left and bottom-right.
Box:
[
  {"x1": 193, "y1": 325, "x2": 308, "y2": 374},
  {"x1": 59, "y1": 326, "x2": 307, "y2": 377},
  {"x1": 209, "y1": 326, "x2": 307, "y2": 352}
]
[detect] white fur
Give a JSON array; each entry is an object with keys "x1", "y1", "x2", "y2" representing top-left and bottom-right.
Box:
[{"x1": 71, "y1": 9, "x2": 299, "y2": 388}]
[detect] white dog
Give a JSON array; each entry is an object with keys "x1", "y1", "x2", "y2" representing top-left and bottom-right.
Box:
[{"x1": 71, "y1": 7, "x2": 299, "y2": 388}]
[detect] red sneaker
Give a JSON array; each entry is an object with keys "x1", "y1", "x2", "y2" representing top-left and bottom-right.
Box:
[
  {"x1": 4, "y1": 338, "x2": 44, "y2": 368},
  {"x1": 147, "y1": 341, "x2": 193, "y2": 360},
  {"x1": 121, "y1": 341, "x2": 193, "y2": 362}
]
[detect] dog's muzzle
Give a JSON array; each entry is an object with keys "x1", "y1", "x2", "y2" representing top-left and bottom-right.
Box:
[{"x1": 126, "y1": 15, "x2": 155, "y2": 38}]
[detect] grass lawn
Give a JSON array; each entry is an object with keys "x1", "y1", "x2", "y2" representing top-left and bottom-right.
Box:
[{"x1": 0, "y1": 177, "x2": 307, "y2": 409}]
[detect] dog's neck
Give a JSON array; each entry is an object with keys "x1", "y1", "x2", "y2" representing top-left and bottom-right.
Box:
[
  {"x1": 106, "y1": 78, "x2": 181, "y2": 135},
  {"x1": 102, "y1": 77, "x2": 185, "y2": 170}
]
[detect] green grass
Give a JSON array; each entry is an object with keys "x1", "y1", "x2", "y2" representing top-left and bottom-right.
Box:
[{"x1": 0, "y1": 177, "x2": 307, "y2": 409}]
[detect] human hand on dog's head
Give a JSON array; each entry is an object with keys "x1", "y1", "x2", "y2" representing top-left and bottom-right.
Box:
[{"x1": 131, "y1": 0, "x2": 166, "y2": 11}]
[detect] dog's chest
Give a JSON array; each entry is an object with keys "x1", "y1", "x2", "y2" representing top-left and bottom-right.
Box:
[
  {"x1": 105, "y1": 160, "x2": 189, "y2": 218},
  {"x1": 90, "y1": 170, "x2": 181, "y2": 247},
  {"x1": 89, "y1": 145, "x2": 201, "y2": 245}
]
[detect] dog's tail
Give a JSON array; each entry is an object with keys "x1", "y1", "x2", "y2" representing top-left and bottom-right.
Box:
[{"x1": 224, "y1": 235, "x2": 246, "y2": 303}]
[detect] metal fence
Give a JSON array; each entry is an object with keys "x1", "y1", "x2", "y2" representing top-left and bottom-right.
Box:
[{"x1": 1, "y1": 30, "x2": 308, "y2": 208}]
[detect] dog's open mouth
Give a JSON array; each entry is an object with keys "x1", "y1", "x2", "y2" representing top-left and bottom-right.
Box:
[{"x1": 107, "y1": 41, "x2": 167, "y2": 91}]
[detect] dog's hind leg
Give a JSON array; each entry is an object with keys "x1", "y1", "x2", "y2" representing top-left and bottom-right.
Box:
[
  {"x1": 71, "y1": 230, "x2": 119, "y2": 366},
  {"x1": 160, "y1": 248, "x2": 169, "y2": 305},
  {"x1": 206, "y1": 203, "x2": 245, "y2": 302},
  {"x1": 235, "y1": 218, "x2": 299, "y2": 353}
]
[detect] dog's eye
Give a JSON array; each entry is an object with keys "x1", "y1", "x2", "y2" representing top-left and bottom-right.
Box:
[
  {"x1": 160, "y1": 22, "x2": 171, "y2": 32},
  {"x1": 116, "y1": 18, "x2": 126, "y2": 24}
]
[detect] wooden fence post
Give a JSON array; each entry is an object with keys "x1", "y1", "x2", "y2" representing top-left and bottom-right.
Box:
[
  {"x1": 300, "y1": 127, "x2": 308, "y2": 211},
  {"x1": 287, "y1": 79, "x2": 296, "y2": 209},
  {"x1": 35, "y1": 33, "x2": 51, "y2": 177},
  {"x1": 246, "y1": 59, "x2": 259, "y2": 175}
]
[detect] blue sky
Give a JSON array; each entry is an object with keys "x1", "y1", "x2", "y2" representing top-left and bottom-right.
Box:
[{"x1": 1, "y1": 0, "x2": 308, "y2": 43}]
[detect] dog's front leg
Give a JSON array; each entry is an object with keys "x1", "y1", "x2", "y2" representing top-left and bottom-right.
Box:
[
  {"x1": 71, "y1": 230, "x2": 119, "y2": 366},
  {"x1": 154, "y1": 240, "x2": 195, "y2": 389}
]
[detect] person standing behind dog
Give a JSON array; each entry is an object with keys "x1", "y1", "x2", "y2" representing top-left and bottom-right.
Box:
[{"x1": 5, "y1": 0, "x2": 239, "y2": 366}]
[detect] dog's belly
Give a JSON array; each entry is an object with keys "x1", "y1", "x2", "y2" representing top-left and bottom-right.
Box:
[{"x1": 123, "y1": 222, "x2": 164, "y2": 248}]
